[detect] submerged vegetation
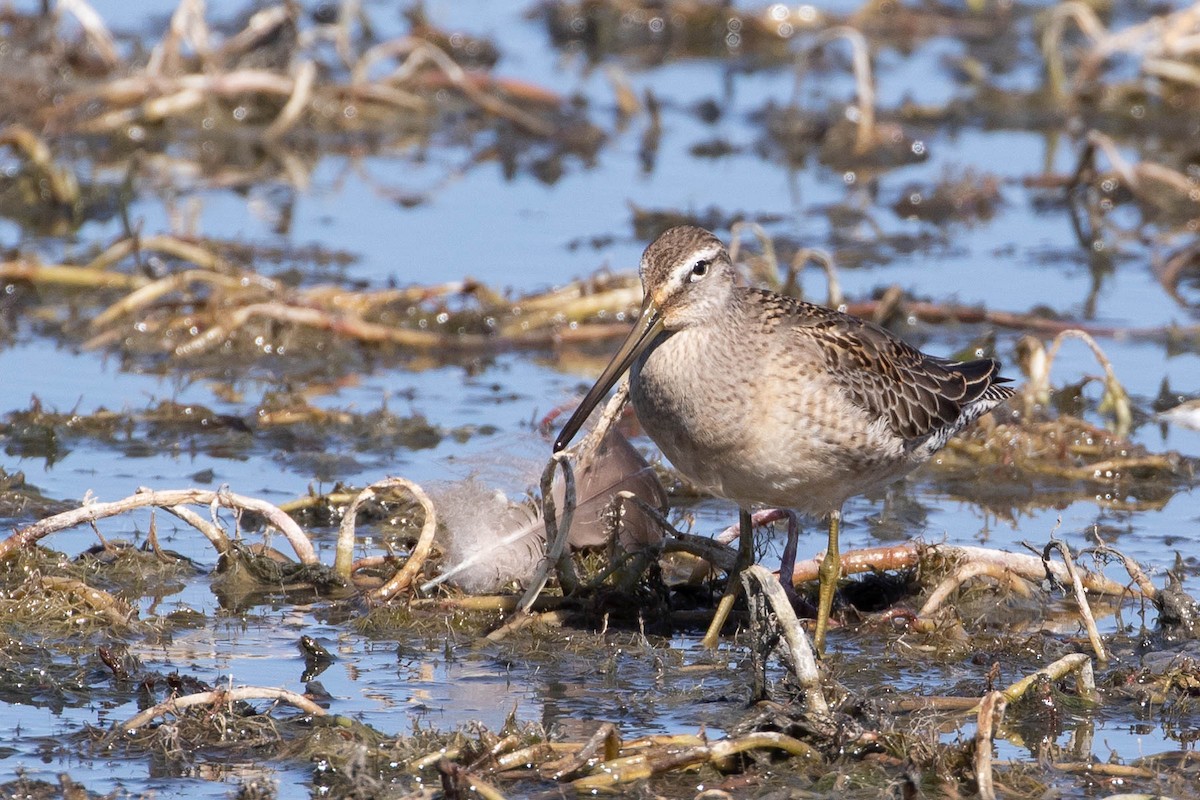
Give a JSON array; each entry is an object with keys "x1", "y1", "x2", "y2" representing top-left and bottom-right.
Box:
[{"x1": 0, "y1": 0, "x2": 1198, "y2": 797}]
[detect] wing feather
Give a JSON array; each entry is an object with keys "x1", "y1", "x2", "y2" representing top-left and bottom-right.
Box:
[{"x1": 752, "y1": 290, "x2": 1014, "y2": 442}]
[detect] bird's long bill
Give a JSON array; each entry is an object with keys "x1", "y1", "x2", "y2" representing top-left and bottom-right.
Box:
[{"x1": 553, "y1": 296, "x2": 664, "y2": 453}]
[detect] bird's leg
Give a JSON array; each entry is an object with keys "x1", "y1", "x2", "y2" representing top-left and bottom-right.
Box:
[
  {"x1": 702, "y1": 507, "x2": 754, "y2": 649},
  {"x1": 777, "y1": 509, "x2": 805, "y2": 612},
  {"x1": 813, "y1": 508, "x2": 841, "y2": 654}
]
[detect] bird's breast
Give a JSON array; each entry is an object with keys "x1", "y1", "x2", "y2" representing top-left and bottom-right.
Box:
[{"x1": 630, "y1": 329, "x2": 750, "y2": 492}]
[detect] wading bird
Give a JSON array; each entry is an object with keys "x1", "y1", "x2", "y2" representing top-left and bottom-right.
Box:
[{"x1": 555, "y1": 226, "x2": 1013, "y2": 652}]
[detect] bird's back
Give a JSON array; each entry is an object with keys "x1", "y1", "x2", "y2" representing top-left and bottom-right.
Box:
[{"x1": 751, "y1": 289, "x2": 1014, "y2": 454}]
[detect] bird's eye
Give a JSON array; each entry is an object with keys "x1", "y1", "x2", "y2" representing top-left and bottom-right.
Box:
[{"x1": 690, "y1": 259, "x2": 710, "y2": 281}]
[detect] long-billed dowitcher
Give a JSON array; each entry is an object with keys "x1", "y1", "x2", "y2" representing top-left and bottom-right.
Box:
[{"x1": 554, "y1": 226, "x2": 1013, "y2": 652}]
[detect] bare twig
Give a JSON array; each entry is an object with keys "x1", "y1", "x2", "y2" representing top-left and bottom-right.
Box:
[
  {"x1": 358, "y1": 479, "x2": 438, "y2": 603},
  {"x1": 790, "y1": 542, "x2": 1134, "y2": 599},
  {"x1": 0, "y1": 487, "x2": 316, "y2": 564},
  {"x1": 1041, "y1": 539, "x2": 1108, "y2": 663},
  {"x1": 998, "y1": 652, "x2": 1097, "y2": 705},
  {"x1": 571, "y1": 731, "x2": 818, "y2": 790},
  {"x1": 1033, "y1": 329, "x2": 1131, "y2": 436},
  {"x1": 146, "y1": 0, "x2": 210, "y2": 76},
  {"x1": 58, "y1": 0, "x2": 120, "y2": 70},
  {"x1": 814, "y1": 26, "x2": 876, "y2": 153},
  {"x1": 117, "y1": 685, "x2": 325, "y2": 733},
  {"x1": 715, "y1": 508, "x2": 791, "y2": 546},
  {"x1": 974, "y1": 690, "x2": 1006, "y2": 800},
  {"x1": 547, "y1": 723, "x2": 621, "y2": 781},
  {"x1": 1086, "y1": 544, "x2": 1159, "y2": 602},
  {"x1": 0, "y1": 125, "x2": 80, "y2": 206},
  {"x1": 353, "y1": 37, "x2": 554, "y2": 136},
  {"x1": 173, "y1": 301, "x2": 493, "y2": 356},
  {"x1": 741, "y1": 564, "x2": 828, "y2": 715},
  {"x1": 85, "y1": 234, "x2": 239, "y2": 273},
  {"x1": 216, "y1": 5, "x2": 293, "y2": 65},
  {"x1": 0, "y1": 260, "x2": 143, "y2": 289},
  {"x1": 727, "y1": 220, "x2": 778, "y2": 288},
  {"x1": 786, "y1": 248, "x2": 843, "y2": 308},
  {"x1": 918, "y1": 560, "x2": 1031, "y2": 620},
  {"x1": 1041, "y1": 2, "x2": 1108, "y2": 98},
  {"x1": 160, "y1": 504, "x2": 232, "y2": 553},
  {"x1": 265, "y1": 59, "x2": 317, "y2": 140},
  {"x1": 40, "y1": 576, "x2": 131, "y2": 626},
  {"x1": 661, "y1": 532, "x2": 738, "y2": 574},
  {"x1": 436, "y1": 758, "x2": 508, "y2": 800},
  {"x1": 89, "y1": 269, "x2": 278, "y2": 331}
]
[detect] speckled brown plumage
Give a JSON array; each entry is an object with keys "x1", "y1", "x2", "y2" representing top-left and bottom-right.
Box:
[
  {"x1": 747, "y1": 287, "x2": 1011, "y2": 447},
  {"x1": 554, "y1": 225, "x2": 1014, "y2": 651}
]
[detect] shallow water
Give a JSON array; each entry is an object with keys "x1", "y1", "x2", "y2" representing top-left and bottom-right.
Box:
[{"x1": 1, "y1": 0, "x2": 1198, "y2": 796}]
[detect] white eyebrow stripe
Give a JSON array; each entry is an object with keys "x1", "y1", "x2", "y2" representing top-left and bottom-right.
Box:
[{"x1": 668, "y1": 263, "x2": 692, "y2": 290}]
